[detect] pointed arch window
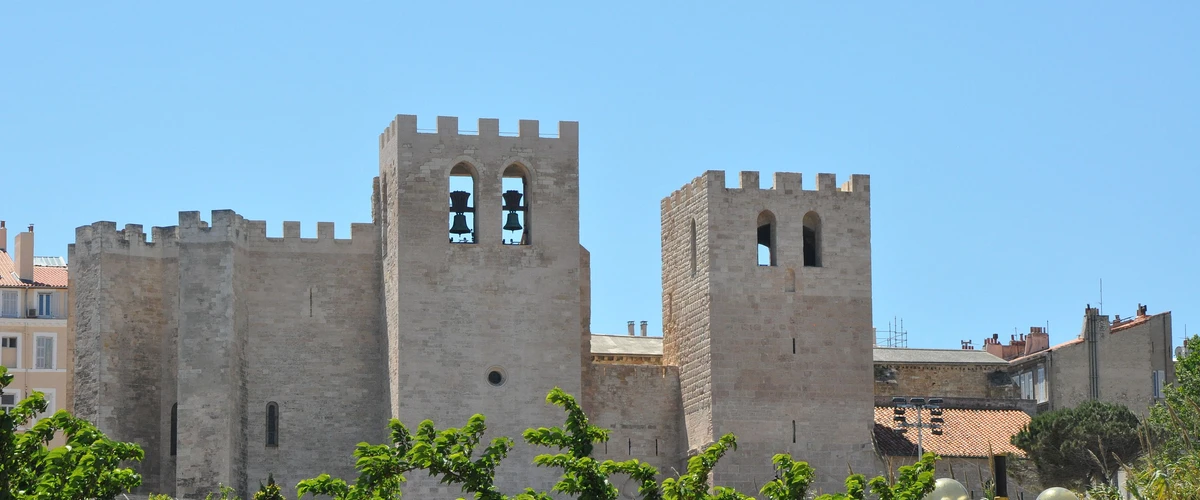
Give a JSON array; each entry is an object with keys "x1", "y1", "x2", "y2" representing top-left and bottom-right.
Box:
[
  {"x1": 170, "y1": 403, "x2": 177, "y2": 456},
  {"x1": 502, "y1": 164, "x2": 530, "y2": 245},
  {"x1": 449, "y1": 163, "x2": 477, "y2": 243},
  {"x1": 266, "y1": 402, "x2": 279, "y2": 447},
  {"x1": 757, "y1": 211, "x2": 777, "y2": 267},
  {"x1": 802, "y1": 211, "x2": 822, "y2": 267}
]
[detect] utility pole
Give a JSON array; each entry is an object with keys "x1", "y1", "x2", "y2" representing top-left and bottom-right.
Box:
[{"x1": 891, "y1": 397, "x2": 945, "y2": 458}]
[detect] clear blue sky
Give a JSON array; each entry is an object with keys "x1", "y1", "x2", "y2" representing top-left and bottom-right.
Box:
[{"x1": 3, "y1": 2, "x2": 1197, "y2": 350}]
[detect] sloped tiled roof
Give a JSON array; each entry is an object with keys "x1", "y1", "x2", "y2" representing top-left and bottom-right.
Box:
[
  {"x1": 873, "y1": 348, "x2": 1008, "y2": 365},
  {"x1": 0, "y1": 250, "x2": 68, "y2": 288},
  {"x1": 590, "y1": 334, "x2": 663, "y2": 356},
  {"x1": 873, "y1": 406, "x2": 1029, "y2": 458}
]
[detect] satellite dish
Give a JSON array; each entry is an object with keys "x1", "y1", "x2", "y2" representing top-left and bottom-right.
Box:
[{"x1": 1178, "y1": 346, "x2": 1187, "y2": 359}]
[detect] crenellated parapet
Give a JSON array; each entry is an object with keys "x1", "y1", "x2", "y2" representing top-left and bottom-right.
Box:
[
  {"x1": 72, "y1": 221, "x2": 182, "y2": 259},
  {"x1": 73, "y1": 210, "x2": 377, "y2": 258},
  {"x1": 378, "y1": 114, "x2": 579, "y2": 152},
  {"x1": 662, "y1": 170, "x2": 870, "y2": 211},
  {"x1": 178, "y1": 210, "x2": 377, "y2": 254}
]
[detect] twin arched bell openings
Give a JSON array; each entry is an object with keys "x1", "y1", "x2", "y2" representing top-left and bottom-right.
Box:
[
  {"x1": 447, "y1": 162, "x2": 531, "y2": 245},
  {"x1": 755, "y1": 210, "x2": 822, "y2": 268}
]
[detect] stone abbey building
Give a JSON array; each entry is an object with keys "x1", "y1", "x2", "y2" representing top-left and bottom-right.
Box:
[{"x1": 70, "y1": 114, "x2": 879, "y2": 498}]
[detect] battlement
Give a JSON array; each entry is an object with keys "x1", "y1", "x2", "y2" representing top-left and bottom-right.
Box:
[
  {"x1": 662, "y1": 170, "x2": 870, "y2": 210},
  {"x1": 74, "y1": 210, "x2": 376, "y2": 256},
  {"x1": 378, "y1": 114, "x2": 579, "y2": 150}
]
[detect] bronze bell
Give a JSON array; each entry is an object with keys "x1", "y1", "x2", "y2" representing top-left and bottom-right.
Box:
[
  {"x1": 449, "y1": 214, "x2": 471, "y2": 234},
  {"x1": 449, "y1": 190, "x2": 472, "y2": 211},
  {"x1": 504, "y1": 212, "x2": 523, "y2": 231},
  {"x1": 502, "y1": 190, "x2": 523, "y2": 211}
]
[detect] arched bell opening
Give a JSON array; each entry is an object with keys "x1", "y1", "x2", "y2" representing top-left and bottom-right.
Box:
[
  {"x1": 757, "y1": 210, "x2": 777, "y2": 267},
  {"x1": 803, "y1": 211, "x2": 822, "y2": 267},
  {"x1": 449, "y1": 163, "x2": 477, "y2": 243},
  {"x1": 502, "y1": 164, "x2": 530, "y2": 245}
]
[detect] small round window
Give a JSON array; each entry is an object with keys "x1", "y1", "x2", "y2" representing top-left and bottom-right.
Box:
[{"x1": 487, "y1": 368, "x2": 505, "y2": 386}]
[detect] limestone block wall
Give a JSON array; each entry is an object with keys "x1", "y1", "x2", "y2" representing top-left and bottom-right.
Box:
[
  {"x1": 379, "y1": 115, "x2": 584, "y2": 496},
  {"x1": 874, "y1": 363, "x2": 1018, "y2": 400},
  {"x1": 582, "y1": 362, "x2": 684, "y2": 498},
  {"x1": 662, "y1": 170, "x2": 877, "y2": 494},
  {"x1": 237, "y1": 218, "x2": 385, "y2": 498},
  {"x1": 70, "y1": 222, "x2": 180, "y2": 494}
]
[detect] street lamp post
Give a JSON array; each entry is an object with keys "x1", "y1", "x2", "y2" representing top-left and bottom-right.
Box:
[{"x1": 891, "y1": 396, "x2": 945, "y2": 458}]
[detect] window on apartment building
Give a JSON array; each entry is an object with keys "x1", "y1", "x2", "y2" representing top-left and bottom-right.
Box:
[
  {"x1": 34, "y1": 334, "x2": 55, "y2": 370},
  {"x1": 1036, "y1": 365, "x2": 1047, "y2": 404},
  {"x1": 1, "y1": 336, "x2": 16, "y2": 369},
  {"x1": 0, "y1": 290, "x2": 17, "y2": 317},
  {"x1": 1153, "y1": 370, "x2": 1167, "y2": 399},
  {"x1": 1020, "y1": 371, "x2": 1034, "y2": 400},
  {"x1": 37, "y1": 292, "x2": 52, "y2": 317},
  {"x1": 266, "y1": 402, "x2": 279, "y2": 447},
  {"x1": 1, "y1": 389, "x2": 18, "y2": 412}
]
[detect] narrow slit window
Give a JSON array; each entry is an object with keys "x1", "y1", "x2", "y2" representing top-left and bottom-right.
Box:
[
  {"x1": 628, "y1": 438, "x2": 632, "y2": 455},
  {"x1": 803, "y1": 211, "x2": 822, "y2": 267},
  {"x1": 792, "y1": 420, "x2": 796, "y2": 443},
  {"x1": 655, "y1": 439, "x2": 659, "y2": 456},
  {"x1": 449, "y1": 163, "x2": 477, "y2": 243},
  {"x1": 170, "y1": 403, "x2": 178, "y2": 456},
  {"x1": 502, "y1": 164, "x2": 530, "y2": 245},
  {"x1": 689, "y1": 219, "x2": 698, "y2": 277},
  {"x1": 792, "y1": 338, "x2": 796, "y2": 354},
  {"x1": 757, "y1": 211, "x2": 777, "y2": 266},
  {"x1": 266, "y1": 402, "x2": 279, "y2": 447}
]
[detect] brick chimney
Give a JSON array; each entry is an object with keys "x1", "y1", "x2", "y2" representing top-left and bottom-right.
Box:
[
  {"x1": 0, "y1": 221, "x2": 6, "y2": 252},
  {"x1": 1024, "y1": 326, "x2": 1050, "y2": 356},
  {"x1": 627, "y1": 321, "x2": 635, "y2": 336},
  {"x1": 640, "y1": 321, "x2": 648, "y2": 337},
  {"x1": 13, "y1": 224, "x2": 33, "y2": 282}
]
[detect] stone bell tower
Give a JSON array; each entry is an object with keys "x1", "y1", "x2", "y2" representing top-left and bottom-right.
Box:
[
  {"x1": 375, "y1": 115, "x2": 583, "y2": 495},
  {"x1": 660, "y1": 170, "x2": 876, "y2": 494}
]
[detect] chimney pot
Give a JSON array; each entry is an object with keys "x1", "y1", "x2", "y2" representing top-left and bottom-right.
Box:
[
  {"x1": 640, "y1": 321, "x2": 648, "y2": 337},
  {"x1": 627, "y1": 321, "x2": 635, "y2": 336}
]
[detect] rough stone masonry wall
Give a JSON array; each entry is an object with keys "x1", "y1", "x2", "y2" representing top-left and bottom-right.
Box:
[
  {"x1": 660, "y1": 172, "x2": 715, "y2": 453},
  {"x1": 239, "y1": 218, "x2": 384, "y2": 498},
  {"x1": 70, "y1": 222, "x2": 180, "y2": 495},
  {"x1": 582, "y1": 363, "x2": 684, "y2": 499},
  {"x1": 874, "y1": 363, "x2": 1018, "y2": 400},
  {"x1": 664, "y1": 170, "x2": 877, "y2": 494},
  {"x1": 379, "y1": 116, "x2": 583, "y2": 497}
]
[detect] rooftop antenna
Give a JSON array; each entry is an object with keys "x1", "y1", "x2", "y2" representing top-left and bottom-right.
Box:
[{"x1": 1099, "y1": 278, "x2": 1104, "y2": 315}]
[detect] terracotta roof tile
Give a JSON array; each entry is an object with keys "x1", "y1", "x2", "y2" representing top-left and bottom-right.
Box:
[
  {"x1": 873, "y1": 406, "x2": 1029, "y2": 458},
  {"x1": 0, "y1": 250, "x2": 67, "y2": 288}
]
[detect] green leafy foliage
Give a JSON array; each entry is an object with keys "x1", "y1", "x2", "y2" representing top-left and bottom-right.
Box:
[
  {"x1": 1147, "y1": 335, "x2": 1200, "y2": 458},
  {"x1": 758, "y1": 455, "x2": 815, "y2": 500},
  {"x1": 205, "y1": 484, "x2": 239, "y2": 500},
  {"x1": 1011, "y1": 399, "x2": 1141, "y2": 490},
  {"x1": 296, "y1": 419, "x2": 419, "y2": 500},
  {"x1": 1122, "y1": 335, "x2": 1200, "y2": 498},
  {"x1": 660, "y1": 434, "x2": 750, "y2": 500},
  {"x1": 523, "y1": 387, "x2": 662, "y2": 500},
  {"x1": 255, "y1": 474, "x2": 287, "y2": 500},
  {"x1": 862, "y1": 453, "x2": 937, "y2": 500},
  {"x1": 0, "y1": 365, "x2": 144, "y2": 500},
  {"x1": 407, "y1": 414, "x2": 523, "y2": 500}
]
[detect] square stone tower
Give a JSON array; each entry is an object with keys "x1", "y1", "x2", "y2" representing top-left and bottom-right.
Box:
[
  {"x1": 376, "y1": 116, "x2": 583, "y2": 495},
  {"x1": 660, "y1": 170, "x2": 876, "y2": 493}
]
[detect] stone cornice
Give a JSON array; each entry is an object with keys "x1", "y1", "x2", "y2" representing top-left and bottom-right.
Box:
[{"x1": 0, "y1": 318, "x2": 67, "y2": 327}]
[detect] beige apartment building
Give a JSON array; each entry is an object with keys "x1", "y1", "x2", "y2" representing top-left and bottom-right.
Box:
[{"x1": 0, "y1": 221, "x2": 71, "y2": 433}]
